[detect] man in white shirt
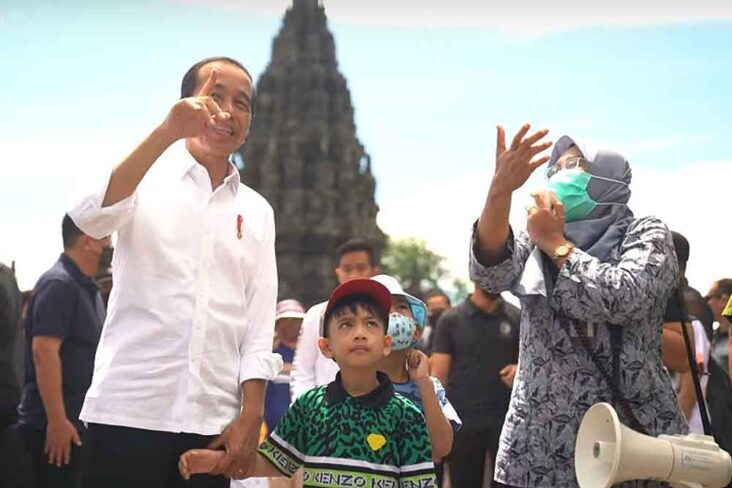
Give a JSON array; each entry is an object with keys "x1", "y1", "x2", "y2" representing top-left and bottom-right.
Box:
[
  {"x1": 70, "y1": 57, "x2": 282, "y2": 488},
  {"x1": 289, "y1": 239, "x2": 379, "y2": 401}
]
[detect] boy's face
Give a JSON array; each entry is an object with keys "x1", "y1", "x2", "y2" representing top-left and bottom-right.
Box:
[
  {"x1": 391, "y1": 296, "x2": 421, "y2": 342},
  {"x1": 318, "y1": 305, "x2": 392, "y2": 368}
]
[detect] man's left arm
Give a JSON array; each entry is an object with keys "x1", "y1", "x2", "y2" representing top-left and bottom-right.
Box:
[{"x1": 209, "y1": 207, "x2": 283, "y2": 479}]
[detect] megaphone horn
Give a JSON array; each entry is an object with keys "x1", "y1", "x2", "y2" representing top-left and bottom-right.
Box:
[{"x1": 575, "y1": 403, "x2": 732, "y2": 488}]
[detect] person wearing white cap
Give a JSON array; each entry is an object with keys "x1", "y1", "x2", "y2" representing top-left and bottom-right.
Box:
[
  {"x1": 232, "y1": 300, "x2": 306, "y2": 488},
  {"x1": 372, "y1": 275, "x2": 462, "y2": 484},
  {"x1": 265, "y1": 300, "x2": 305, "y2": 433}
]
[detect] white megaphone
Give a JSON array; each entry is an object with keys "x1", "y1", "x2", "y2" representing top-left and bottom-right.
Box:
[{"x1": 575, "y1": 403, "x2": 732, "y2": 488}]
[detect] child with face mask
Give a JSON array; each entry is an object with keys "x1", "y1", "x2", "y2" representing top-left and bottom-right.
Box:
[{"x1": 371, "y1": 275, "x2": 462, "y2": 463}]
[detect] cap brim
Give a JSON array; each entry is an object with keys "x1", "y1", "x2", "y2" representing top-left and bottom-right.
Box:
[
  {"x1": 321, "y1": 278, "x2": 392, "y2": 335},
  {"x1": 276, "y1": 311, "x2": 305, "y2": 321}
]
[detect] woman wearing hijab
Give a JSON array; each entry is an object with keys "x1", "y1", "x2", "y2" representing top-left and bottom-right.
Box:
[{"x1": 470, "y1": 124, "x2": 687, "y2": 488}]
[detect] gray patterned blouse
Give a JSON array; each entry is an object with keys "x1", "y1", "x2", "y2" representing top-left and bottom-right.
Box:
[{"x1": 469, "y1": 216, "x2": 688, "y2": 488}]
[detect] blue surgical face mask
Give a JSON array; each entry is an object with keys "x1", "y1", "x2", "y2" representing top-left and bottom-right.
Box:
[
  {"x1": 547, "y1": 169, "x2": 628, "y2": 222},
  {"x1": 387, "y1": 313, "x2": 418, "y2": 351}
]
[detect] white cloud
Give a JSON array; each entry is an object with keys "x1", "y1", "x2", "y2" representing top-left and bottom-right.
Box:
[
  {"x1": 0, "y1": 135, "x2": 135, "y2": 289},
  {"x1": 630, "y1": 160, "x2": 732, "y2": 292},
  {"x1": 4, "y1": 129, "x2": 729, "y2": 297},
  {"x1": 377, "y1": 159, "x2": 731, "y2": 298},
  {"x1": 174, "y1": 0, "x2": 732, "y2": 36},
  {"x1": 628, "y1": 133, "x2": 715, "y2": 154},
  {"x1": 377, "y1": 167, "x2": 547, "y2": 286}
]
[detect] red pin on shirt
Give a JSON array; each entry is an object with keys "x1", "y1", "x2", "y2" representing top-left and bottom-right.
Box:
[{"x1": 236, "y1": 214, "x2": 243, "y2": 240}]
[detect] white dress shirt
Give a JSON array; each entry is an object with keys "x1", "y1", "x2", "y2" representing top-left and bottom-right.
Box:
[
  {"x1": 70, "y1": 141, "x2": 282, "y2": 435},
  {"x1": 289, "y1": 301, "x2": 339, "y2": 402}
]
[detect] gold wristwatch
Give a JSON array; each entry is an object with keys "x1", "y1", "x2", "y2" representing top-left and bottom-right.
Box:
[{"x1": 552, "y1": 242, "x2": 574, "y2": 260}]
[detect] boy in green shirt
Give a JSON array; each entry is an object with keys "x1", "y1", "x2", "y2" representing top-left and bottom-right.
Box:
[{"x1": 179, "y1": 278, "x2": 436, "y2": 487}]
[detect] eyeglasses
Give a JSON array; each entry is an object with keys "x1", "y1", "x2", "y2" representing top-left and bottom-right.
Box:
[{"x1": 547, "y1": 156, "x2": 588, "y2": 178}]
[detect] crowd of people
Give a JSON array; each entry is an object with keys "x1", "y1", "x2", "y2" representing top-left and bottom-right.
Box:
[{"x1": 1, "y1": 55, "x2": 731, "y2": 488}]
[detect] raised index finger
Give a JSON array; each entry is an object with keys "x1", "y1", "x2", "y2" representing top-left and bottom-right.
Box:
[{"x1": 196, "y1": 69, "x2": 218, "y2": 97}]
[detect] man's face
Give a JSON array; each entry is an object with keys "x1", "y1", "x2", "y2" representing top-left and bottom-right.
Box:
[
  {"x1": 189, "y1": 61, "x2": 254, "y2": 159},
  {"x1": 276, "y1": 318, "x2": 302, "y2": 343},
  {"x1": 82, "y1": 235, "x2": 112, "y2": 265},
  {"x1": 335, "y1": 251, "x2": 376, "y2": 284},
  {"x1": 318, "y1": 306, "x2": 391, "y2": 368},
  {"x1": 707, "y1": 283, "x2": 730, "y2": 322},
  {"x1": 426, "y1": 295, "x2": 450, "y2": 317}
]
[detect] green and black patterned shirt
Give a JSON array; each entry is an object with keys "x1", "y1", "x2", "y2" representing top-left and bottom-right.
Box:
[{"x1": 258, "y1": 372, "x2": 436, "y2": 487}]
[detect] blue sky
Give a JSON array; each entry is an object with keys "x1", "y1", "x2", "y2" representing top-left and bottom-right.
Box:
[{"x1": 1, "y1": 0, "x2": 730, "y2": 295}]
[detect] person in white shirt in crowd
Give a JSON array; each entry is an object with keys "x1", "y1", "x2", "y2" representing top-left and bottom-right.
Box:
[
  {"x1": 677, "y1": 320, "x2": 711, "y2": 434},
  {"x1": 290, "y1": 239, "x2": 380, "y2": 402},
  {"x1": 69, "y1": 56, "x2": 282, "y2": 488},
  {"x1": 663, "y1": 231, "x2": 711, "y2": 434}
]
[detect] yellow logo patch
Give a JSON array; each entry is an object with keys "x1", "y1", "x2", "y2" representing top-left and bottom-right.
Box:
[{"x1": 367, "y1": 433, "x2": 387, "y2": 451}]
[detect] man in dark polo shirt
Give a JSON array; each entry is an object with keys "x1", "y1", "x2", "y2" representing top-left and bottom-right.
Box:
[
  {"x1": 0, "y1": 261, "x2": 34, "y2": 487},
  {"x1": 17, "y1": 214, "x2": 109, "y2": 488},
  {"x1": 431, "y1": 285, "x2": 520, "y2": 488}
]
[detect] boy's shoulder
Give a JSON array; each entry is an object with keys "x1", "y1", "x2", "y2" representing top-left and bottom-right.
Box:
[{"x1": 294, "y1": 384, "x2": 328, "y2": 409}]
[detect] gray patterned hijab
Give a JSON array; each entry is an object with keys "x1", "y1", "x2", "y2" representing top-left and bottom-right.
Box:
[{"x1": 546, "y1": 135, "x2": 634, "y2": 262}]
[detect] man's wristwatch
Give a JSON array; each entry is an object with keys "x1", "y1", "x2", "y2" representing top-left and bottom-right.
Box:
[{"x1": 552, "y1": 242, "x2": 575, "y2": 260}]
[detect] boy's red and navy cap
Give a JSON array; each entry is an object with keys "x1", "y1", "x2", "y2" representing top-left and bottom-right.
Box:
[{"x1": 319, "y1": 278, "x2": 392, "y2": 337}]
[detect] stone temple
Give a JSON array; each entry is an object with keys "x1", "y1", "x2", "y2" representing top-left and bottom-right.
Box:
[{"x1": 237, "y1": 0, "x2": 385, "y2": 307}]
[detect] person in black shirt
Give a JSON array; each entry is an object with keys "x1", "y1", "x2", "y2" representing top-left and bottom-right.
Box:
[
  {"x1": 431, "y1": 285, "x2": 520, "y2": 488},
  {"x1": 16, "y1": 214, "x2": 109, "y2": 488},
  {"x1": 419, "y1": 289, "x2": 451, "y2": 355},
  {"x1": 0, "y1": 261, "x2": 34, "y2": 487}
]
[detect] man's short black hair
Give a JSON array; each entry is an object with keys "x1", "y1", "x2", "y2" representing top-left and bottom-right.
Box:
[
  {"x1": 715, "y1": 278, "x2": 732, "y2": 297},
  {"x1": 180, "y1": 56, "x2": 256, "y2": 116},
  {"x1": 336, "y1": 238, "x2": 378, "y2": 267},
  {"x1": 425, "y1": 289, "x2": 451, "y2": 306},
  {"x1": 62, "y1": 214, "x2": 83, "y2": 250},
  {"x1": 322, "y1": 293, "x2": 388, "y2": 339}
]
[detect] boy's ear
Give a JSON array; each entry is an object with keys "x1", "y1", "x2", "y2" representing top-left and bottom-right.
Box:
[
  {"x1": 317, "y1": 337, "x2": 334, "y2": 360},
  {"x1": 382, "y1": 334, "x2": 393, "y2": 358}
]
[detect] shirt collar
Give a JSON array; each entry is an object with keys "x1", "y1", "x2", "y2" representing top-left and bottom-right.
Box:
[
  {"x1": 466, "y1": 297, "x2": 505, "y2": 318},
  {"x1": 59, "y1": 254, "x2": 97, "y2": 290},
  {"x1": 176, "y1": 143, "x2": 241, "y2": 196},
  {"x1": 324, "y1": 371, "x2": 394, "y2": 408}
]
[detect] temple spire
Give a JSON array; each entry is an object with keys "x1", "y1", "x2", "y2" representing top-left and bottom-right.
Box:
[{"x1": 238, "y1": 1, "x2": 385, "y2": 306}]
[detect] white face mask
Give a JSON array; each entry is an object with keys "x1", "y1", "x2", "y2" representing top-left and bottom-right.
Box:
[{"x1": 387, "y1": 313, "x2": 418, "y2": 351}]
